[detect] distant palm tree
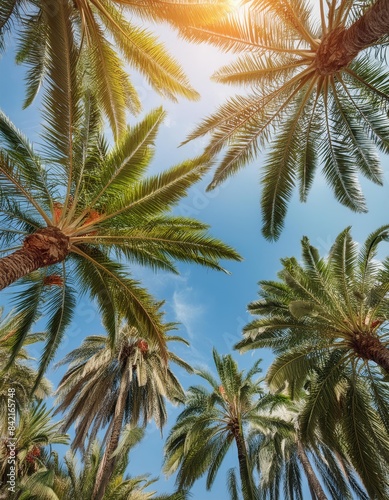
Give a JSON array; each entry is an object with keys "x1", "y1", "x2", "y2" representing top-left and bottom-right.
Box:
[
  {"x1": 164, "y1": 349, "x2": 263, "y2": 500},
  {"x1": 0, "y1": 311, "x2": 51, "y2": 425},
  {"x1": 0, "y1": 38, "x2": 241, "y2": 379},
  {"x1": 0, "y1": 0, "x2": 231, "y2": 137},
  {"x1": 182, "y1": 0, "x2": 389, "y2": 239},
  {"x1": 0, "y1": 403, "x2": 69, "y2": 498},
  {"x1": 49, "y1": 433, "x2": 190, "y2": 500},
  {"x1": 248, "y1": 393, "x2": 369, "y2": 500},
  {"x1": 55, "y1": 326, "x2": 192, "y2": 500}
]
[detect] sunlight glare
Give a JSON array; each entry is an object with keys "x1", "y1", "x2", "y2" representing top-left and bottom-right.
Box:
[{"x1": 228, "y1": 0, "x2": 242, "y2": 9}]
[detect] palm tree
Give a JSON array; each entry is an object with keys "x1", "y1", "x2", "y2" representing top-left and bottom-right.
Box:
[
  {"x1": 0, "y1": 0, "x2": 231, "y2": 138},
  {"x1": 248, "y1": 393, "x2": 370, "y2": 500},
  {"x1": 54, "y1": 325, "x2": 192, "y2": 500},
  {"x1": 235, "y1": 225, "x2": 389, "y2": 497},
  {"x1": 48, "y1": 434, "x2": 190, "y2": 500},
  {"x1": 163, "y1": 349, "x2": 264, "y2": 500},
  {"x1": 181, "y1": 0, "x2": 389, "y2": 239},
  {"x1": 0, "y1": 311, "x2": 51, "y2": 427},
  {"x1": 298, "y1": 353, "x2": 389, "y2": 498},
  {"x1": 0, "y1": 35, "x2": 241, "y2": 379},
  {"x1": 237, "y1": 224, "x2": 389, "y2": 373},
  {"x1": 0, "y1": 403, "x2": 69, "y2": 498}
]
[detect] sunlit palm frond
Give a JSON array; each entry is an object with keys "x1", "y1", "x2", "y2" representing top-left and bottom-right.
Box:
[
  {"x1": 183, "y1": 0, "x2": 389, "y2": 239},
  {"x1": 40, "y1": 0, "x2": 82, "y2": 186},
  {"x1": 97, "y1": 1, "x2": 200, "y2": 102}
]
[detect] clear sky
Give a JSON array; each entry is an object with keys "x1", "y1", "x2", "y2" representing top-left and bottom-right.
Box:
[{"x1": 1, "y1": 5, "x2": 389, "y2": 499}]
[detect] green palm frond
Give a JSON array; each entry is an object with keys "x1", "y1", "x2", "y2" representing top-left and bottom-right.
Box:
[
  {"x1": 90, "y1": 107, "x2": 166, "y2": 203},
  {"x1": 41, "y1": 0, "x2": 82, "y2": 175},
  {"x1": 34, "y1": 267, "x2": 76, "y2": 390},
  {"x1": 0, "y1": 0, "x2": 21, "y2": 51},
  {"x1": 341, "y1": 375, "x2": 389, "y2": 498},
  {"x1": 266, "y1": 347, "x2": 327, "y2": 395},
  {"x1": 81, "y1": 20, "x2": 139, "y2": 139},
  {"x1": 19, "y1": 469, "x2": 59, "y2": 500},
  {"x1": 3, "y1": 0, "x2": 224, "y2": 136},
  {"x1": 182, "y1": 0, "x2": 389, "y2": 239},
  {"x1": 15, "y1": 10, "x2": 48, "y2": 109},
  {"x1": 98, "y1": 1, "x2": 200, "y2": 102}
]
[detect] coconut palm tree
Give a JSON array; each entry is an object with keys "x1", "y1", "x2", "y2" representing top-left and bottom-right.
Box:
[
  {"x1": 0, "y1": 0, "x2": 231, "y2": 138},
  {"x1": 181, "y1": 0, "x2": 389, "y2": 239},
  {"x1": 163, "y1": 349, "x2": 264, "y2": 500},
  {"x1": 0, "y1": 31, "x2": 241, "y2": 379},
  {"x1": 54, "y1": 325, "x2": 192, "y2": 500}
]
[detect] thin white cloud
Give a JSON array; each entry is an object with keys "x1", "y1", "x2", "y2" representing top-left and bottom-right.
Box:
[{"x1": 172, "y1": 287, "x2": 204, "y2": 339}]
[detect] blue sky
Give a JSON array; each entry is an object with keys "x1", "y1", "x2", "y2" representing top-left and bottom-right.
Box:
[{"x1": 1, "y1": 6, "x2": 389, "y2": 499}]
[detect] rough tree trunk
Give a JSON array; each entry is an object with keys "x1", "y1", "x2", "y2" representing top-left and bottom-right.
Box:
[
  {"x1": 0, "y1": 227, "x2": 70, "y2": 290},
  {"x1": 352, "y1": 333, "x2": 389, "y2": 374},
  {"x1": 92, "y1": 362, "x2": 130, "y2": 500},
  {"x1": 297, "y1": 441, "x2": 328, "y2": 500},
  {"x1": 315, "y1": 0, "x2": 389, "y2": 74}
]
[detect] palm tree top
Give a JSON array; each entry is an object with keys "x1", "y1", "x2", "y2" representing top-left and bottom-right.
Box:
[
  {"x1": 54, "y1": 326, "x2": 193, "y2": 449},
  {"x1": 180, "y1": 0, "x2": 389, "y2": 239},
  {"x1": 164, "y1": 349, "x2": 263, "y2": 498},
  {"x1": 0, "y1": 38, "x2": 241, "y2": 381},
  {"x1": 0, "y1": 0, "x2": 233, "y2": 138},
  {"x1": 236, "y1": 224, "x2": 389, "y2": 383}
]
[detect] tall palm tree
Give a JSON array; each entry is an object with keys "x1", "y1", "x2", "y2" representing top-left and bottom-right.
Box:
[
  {"x1": 0, "y1": 32, "x2": 241, "y2": 379},
  {"x1": 181, "y1": 0, "x2": 389, "y2": 239},
  {"x1": 0, "y1": 0, "x2": 231, "y2": 138},
  {"x1": 54, "y1": 325, "x2": 192, "y2": 500},
  {"x1": 163, "y1": 349, "x2": 263, "y2": 500},
  {"x1": 235, "y1": 225, "x2": 389, "y2": 497}
]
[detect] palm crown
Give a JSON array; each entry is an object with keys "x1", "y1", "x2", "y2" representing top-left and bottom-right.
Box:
[
  {"x1": 164, "y1": 349, "x2": 263, "y2": 500},
  {"x1": 0, "y1": 0, "x2": 231, "y2": 138},
  {"x1": 235, "y1": 225, "x2": 389, "y2": 495},
  {"x1": 237, "y1": 225, "x2": 389, "y2": 375},
  {"x1": 181, "y1": 0, "x2": 389, "y2": 239},
  {"x1": 54, "y1": 325, "x2": 193, "y2": 499},
  {"x1": 0, "y1": 38, "x2": 241, "y2": 381}
]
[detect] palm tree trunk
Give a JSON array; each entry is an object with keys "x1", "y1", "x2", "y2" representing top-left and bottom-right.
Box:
[
  {"x1": 0, "y1": 227, "x2": 69, "y2": 290},
  {"x1": 296, "y1": 441, "x2": 327, "y2": 500},
  {"x1": 316, "y1": 0, "x2": 389, "y2": 74},
  {"x1": 234, "y1": 420, "x2": 256, "y2": 500},
  {"x1": 92, "y1": 362, "x2": 130, "y2": 500},
  {"x1": 352, "y1": 334, "x2": 389, "y2": 373}
]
